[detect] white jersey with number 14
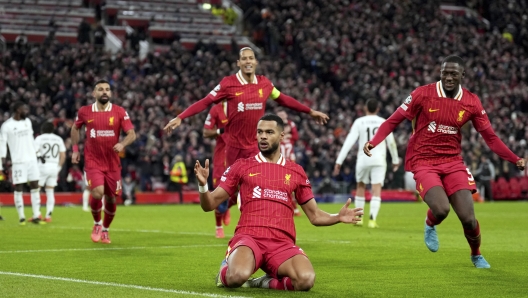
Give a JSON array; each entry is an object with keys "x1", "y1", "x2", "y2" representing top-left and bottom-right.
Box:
[{"x1": 336, "y1": 115, "x2": 399, "y2": 167}]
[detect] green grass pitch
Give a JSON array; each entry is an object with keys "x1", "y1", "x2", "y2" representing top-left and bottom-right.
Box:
[{"x1": 1, "y1": 201, "x2": 527, "y2": 297}]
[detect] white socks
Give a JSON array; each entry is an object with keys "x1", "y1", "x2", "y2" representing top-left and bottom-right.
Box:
[
  {"x1": 370, "y1": 196, "x2": 381, "y2": 220},
  {"x1": 354, "y1": 196, "x2": 365, "y2": 211},
  {"x1": 82, "y1": 189, "x2": 90, "y2": 210},
  {"x1": 30, "y1": 188, "x2": 41, "y2": 219},
  {"x1": 14, "y1": 191, "x2": 25, "y2": 220},
  {"x1": 45, "y1": 188, "x2": 55, "y2": 218}
]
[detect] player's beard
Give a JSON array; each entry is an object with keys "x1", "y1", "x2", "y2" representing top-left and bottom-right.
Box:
[
  {"x1": 98, "y1": 95, "x2": 110, "y2": 105},
  {"x1": 259, "y1": 140, "x2": 280, "y2": 155},
  {"x1": 19, "y1": 113, "x2": 27, "y2": 120}
]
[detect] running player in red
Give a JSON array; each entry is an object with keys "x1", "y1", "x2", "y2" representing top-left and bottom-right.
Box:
[
  {"x1": 163, "y1": 47, "x2": 328, "y2": 169},
  {"x1": 363, "y1": 56, "x2": 526, "y2": 268},
  {"x1": 194, "y1": 114, "x2": 363, "y2": 291},
  {"x1": 277, "y1": 109, "x2": 301, "y2": 216},
  {"x1": 203, "y1": 102, "x2": 231, "y2": 238},
  {"x1": 71, "y1": 79, "x2": 136, "y2": 244}
]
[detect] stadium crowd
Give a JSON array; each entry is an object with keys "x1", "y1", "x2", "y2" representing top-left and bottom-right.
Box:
[{"x1": 1, "y1": 0, "x2": 528, "y2": 194}]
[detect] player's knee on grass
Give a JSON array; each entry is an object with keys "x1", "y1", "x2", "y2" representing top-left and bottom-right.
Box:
[
  {"x1": 292, "y1": 271, "x2": 315, "y2": 291},
  {"x1": 225, "y1": 266, "x2": 253, "y2": 288}
]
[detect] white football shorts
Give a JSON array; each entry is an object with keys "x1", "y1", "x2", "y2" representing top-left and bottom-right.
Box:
[
  {"x1": 12, "y1": 160, "x2": 40, "y2": 185},
  {"x1": 355, "y1": 165, "x2": 387, "y2": 186},
  {"x1": 38, "y1": 165, "x2": 59, "y2": 187}
]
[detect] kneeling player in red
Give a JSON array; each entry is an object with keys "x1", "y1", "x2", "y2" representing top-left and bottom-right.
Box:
[
  {"x1": 194, "y1": 114, "x2": 363, "y2": 291},
  {"x1": 71, "y1": 79, "x2": 136, "y2": 244}
]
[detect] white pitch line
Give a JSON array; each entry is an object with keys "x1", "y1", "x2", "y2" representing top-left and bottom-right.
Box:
[
  {"x1": 50, "y1": 226, "x2": 351, "y2": 244},
  {"x1": 0, "y1": 244, "x2": 224, "y2": 254},
  {"x1": 0, "y1": 271, "x2": 251, "y2": 298}
]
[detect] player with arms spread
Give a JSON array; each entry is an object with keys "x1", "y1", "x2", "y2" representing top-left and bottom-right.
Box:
[
  {"x1": 35, "y1": 121, "x2": 66, "y2": 222},
  {"x1": 203, "y1": 102, "x2": 231, "y2": 238},
  {"x1": 71, "y1": 79, "x2": 136, "y2": 244},
  {"x1": 164, "y1": 47, "x2": 328, "y2": 168},
  {"x1": 363, "y1": 55, "x2": 525, "y2": 268},
  {"x1": 334, "y1": 99, "x2": 399, "y2": 228},
  {"x1": 194, "y1": 114, "x2": 363, "y2": 291},
  {"x1": 0, "y1": 101, "x2": 44, "y2": 224}
]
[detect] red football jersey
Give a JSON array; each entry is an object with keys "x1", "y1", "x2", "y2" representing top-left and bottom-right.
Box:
[
  {"x1": 74, "y1": 103, "x2": 134, "y2": 171},
  {"x1": 218, "y1": 152, "x2": 314, "y2": 242},
  {"x1": 280, "y1": 121, "x2": 297, "y2": 162},
  {"x1": 397, "y1": 81, "x2": 491, "y2": 171},
  {"x1": 207, "y1": 71, "x2": 275, "y2": 149},
  {"x1": 204, "y1": 102, "x2": 228, "y2": 177}
]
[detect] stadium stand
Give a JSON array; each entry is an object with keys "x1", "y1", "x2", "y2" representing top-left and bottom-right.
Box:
[{"x1": 1, "y1": 0, "x2": 527, "y2": 202}]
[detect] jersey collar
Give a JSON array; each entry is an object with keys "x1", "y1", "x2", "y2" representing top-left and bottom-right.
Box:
[
  {"x1": 92, "y1": 103, "x2": 113, "y2": 112},
  {"x1": 236, "y1": 70, "x2": 258, "y2": 85},
  {"x1": 436, "y1": 81, "x2": 463, "y2": 101},
  {"x1": 255, "y1": 152, "x2": 286, "y2": 166}
]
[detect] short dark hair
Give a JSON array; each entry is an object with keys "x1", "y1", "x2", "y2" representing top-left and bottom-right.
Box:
[
  {"x1": 41, "y1": 121, "x2": 55, "y2": 134},
  {"x1": 11, "y1": 101, "x2": 26, "y2": 113},
  {"x1": 239, "y1": 47, "x2": 256, "y2": 59},
  {"x1": 93, "y1": 79, "x2": 111, "y2": 89},
  {"x1": 442, "y1": 55, "x2": 464, "y2": 67},
  {"x1": 259, "y1": 114, "x2": 284, "y2": 131},
  {"x1": 366, "y1": 99, "x2": 379, "y2": 113}
]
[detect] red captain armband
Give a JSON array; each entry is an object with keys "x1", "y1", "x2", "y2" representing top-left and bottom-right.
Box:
[{"x1": 72, "y1": 145, "x2": 79, "y2": 153}]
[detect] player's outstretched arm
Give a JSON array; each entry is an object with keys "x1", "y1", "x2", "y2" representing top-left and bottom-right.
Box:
[
  {"x1": 70, "y1": 125, "x2": 81, "y2": 164},
  {"x1": 479, "y1": 126, "x2": 525, "y2": 170},
  {"x1": 364, "y1": 111, "x2": 406, "y2": 157},
  {"x1": 164, "y1": 97, "x2": 215, "y2": 134},
  {"x1": 195, "y1": 159, "x2": 230, "y2": 211},
  {"x1": 301, "y1": 198, "x2": 363, "y2": 226},
  {"x1": 272, "y1": 90, "x2": 329, "y2": 125}
]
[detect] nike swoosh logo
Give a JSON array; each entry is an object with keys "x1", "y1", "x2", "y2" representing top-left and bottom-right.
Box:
[
  {"x1": 249, "y1": 173, "x2": 260, "y2": 177},
  {"x1": 235, "y1": 92, "x2": 244, "y2": 96},
  {"x1": 468, "y1": 181, "x2": 475, "y2": 185},
  {"x1": 87, "y1": 119, "x2": 94, "y2": 123},
  {"x1": 221, "y1": 119, "x2": 228, "y2": 123},
  {"x1": 429, "y1": 108, "x2": 440, "y2": 112}
]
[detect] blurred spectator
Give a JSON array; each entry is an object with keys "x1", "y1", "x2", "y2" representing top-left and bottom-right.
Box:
[
  {"x1": 78, "y1": 19, "x2": 92, "y2": 44},
  {"x1": 138, "y1": 155, "x2": 153, "y2": 191},
  {"x1": 66, "y1": 165, "x2": 84, "y2": 191},
  {"x1": 93, "y1": 22, "x2": 106, "y2": 46},
  {"x1": 168, "y1": 154, "x2": 187, "y2": 203},
  {"x1": 122, "y1": 174, "x2": 136, "y2": 205},
  {"x1": 474, "y1": 155, "x2": 495, "y2": 201}
]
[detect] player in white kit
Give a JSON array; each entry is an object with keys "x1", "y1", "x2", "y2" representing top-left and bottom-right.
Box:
[
  {"x1": 0, "y1": 101, "x2": 44, "y2": 225},
  {"x1": 35, "y1": 122, "x2": 66, "y2": 222},
  {"x1": 333, "y1": 99, "x2": 399, "y2": 228}
]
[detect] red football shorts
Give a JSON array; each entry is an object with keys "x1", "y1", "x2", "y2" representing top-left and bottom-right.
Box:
[
  {"x1": 224, "y1": 234, "x2": 308, "y2": 279},
  {"x1": 85, "y1": 168, "x2": 122, "y2": 197},
  {"x1": 225, "y1": 144, "x2": 259, "y2": 168},
  {"x1": 413, "y1": 160, "x2": 477, "y2": 198}
]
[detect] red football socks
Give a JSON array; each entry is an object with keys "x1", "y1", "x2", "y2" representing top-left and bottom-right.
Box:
[
  {"x1": 426, "y1": 209, "x2": 443, "y2": 226},
  {"x1": 215, "y1": 210, "x2": 223, "y2": 226},
  {"x1": 464, "y1": 220, "x2": 481, "y2": 255},
  {"x1": 90, "y1": 197, "x2": 102, "y2": 222},
  {"x1": 269, "y1": 277, "x2": 294, "y2": 291},
  {"x1": 103, "y1": 200, "x2": 117, "y2": 229}
]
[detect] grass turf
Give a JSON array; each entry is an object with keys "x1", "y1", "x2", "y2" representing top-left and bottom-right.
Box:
[{"x1": 0, "y1": 201, "x2": 527, "y2": 297}]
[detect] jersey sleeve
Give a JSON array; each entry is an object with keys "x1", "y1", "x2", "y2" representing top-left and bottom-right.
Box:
[
  {"x1": 58, "y1": 137, "x2": 67, "y2": 152},
  {"x1": 295, "y1": 167, "x2": 314, "y2": 204},
  {"x1": 336, "y1": 121, "x2": 359, "y2": 165},
  {"x1": 74, "y1": 109, "x2": 85, "y2": 129},
  {"x1": 208, "y1": 78, "x2": 230, "y2": 104},
  {"x1": 385, "y1": 132, "x2": 399, "y2": 164},
  {"x1": 217, "y1": 161, "x2": 243, "y2": 196},
  {"x1": 471, "y1": 98, "x2": 491, "y2": 132},
  {"x1": 120, "y1": 108, "x2": 134, "y2": 132},
  {"x1": 0, "y1": 127, "x2": 6, "y2": 159},
  {"x1": 204, "y1": 106, "x2": 218, "y2": 129},
  {"x1": 397, "y1": 88, "x2": 423, "y2": 120}
]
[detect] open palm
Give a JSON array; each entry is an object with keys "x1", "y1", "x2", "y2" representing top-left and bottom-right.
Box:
[
  {"x1": 338, "y1": 198, "x2": 364, "y2": 224},
  {"x1": 194, "y1": 159, "x2": 210, "y2": 186}
]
